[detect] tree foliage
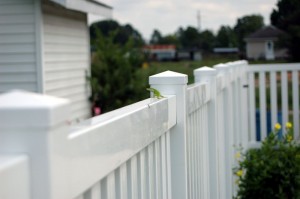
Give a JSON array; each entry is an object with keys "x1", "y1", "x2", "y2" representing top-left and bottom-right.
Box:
[
  {"x1": 199, "y1": 30, "x2": 215, "y2": 52},
  {"x1": 150, "y1": 29, "x2": 163, "y2": 44},
  {"x1": 234, "y1": 14, "x2": 264, "y2": 51},
  {"x1": 271, "y1": 0, "x2": 300, "y2": 61},
  {"x1": 90, "y1": 29, "x2": 147, "y2": 113},
  {"x1": 90, "y1": 20, "x2": 144, "y2": 47},
  {"x1": 215, "y1": 25, "x2": 238, "y2": 47}
]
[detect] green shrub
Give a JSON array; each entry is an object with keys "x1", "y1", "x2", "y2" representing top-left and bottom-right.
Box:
[
  {"x1": 234, "y1": 123, "x2": 300, "y2": 199},
  {"x1": 90, "y1": 29, "x2": 148, "y2": 113}
]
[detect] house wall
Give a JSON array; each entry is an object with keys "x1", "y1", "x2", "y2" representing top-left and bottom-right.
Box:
[
  {"x1": 0, "y1": 0, "x2": 41, "y2": 93},
  {"x1": 42, "y1": 1, "x2": 91, "y2": 121},
  {"x1": 246, "y1": 41, "x2": 265, "y2": 60}
]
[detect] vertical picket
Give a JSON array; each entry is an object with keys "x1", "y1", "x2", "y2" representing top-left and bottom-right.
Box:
[
  {"x1": 292, "y1": 71, "x2": 299, "y2": 139},
  {"x1": 166, "y1": 131, "x2": 172, "y2": 199},
  {"x1": 155, "y1": 139, "x2": 162, "y2": 199},
  {"x1": 186, "y1": 114, "x2": 192, "y2": 199},
  {"x1": 240, "y1": 61, "x2": 249, "y2": 149},
  {"x1": 259, "y1": 72, "x2": 267, "y2": 140},
  {"x1": 119, "y1": 163, "x2": 128, "y2": 199},
  {"x1": 160, "y1": 134, "x2": 168, "y2": 199},
  {"x1": 140, "y1": 149, "x2": 148, "y2": 199},
  {"x1": 148, "y1": 143, "x2": 155, "y2": 199},
  {"x1": 281, "y1": 71, "x2": 289, "y2": 133},
  {"x1": 107, "y1": 172, "x2": 116, "y2": 199},
  {"x1": 91, "y1": 182, "x2": 101, "y2": 199},
  {"x1": 130, "y1": 156, "x2": 138, "y2": 199},
  {"x1": 270, "y1": 71, "x2": 278, "y2": 128},
  {"x1": 248, "y1": 72, "x2": 256, "y2": 143}
]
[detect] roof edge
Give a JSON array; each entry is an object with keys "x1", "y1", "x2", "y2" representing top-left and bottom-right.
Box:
[{"x1": 49, "y1": 0, "x2": 113, "y2": 17}]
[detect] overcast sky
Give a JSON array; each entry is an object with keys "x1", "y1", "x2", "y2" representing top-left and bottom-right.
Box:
[{"x1": 89, "y1": 0, "x2": 278, "y2": 41}]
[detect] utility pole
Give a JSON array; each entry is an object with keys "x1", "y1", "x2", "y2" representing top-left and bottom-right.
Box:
[{"x1": 197, "y1": 10, "x2": 201, "y2": 32}]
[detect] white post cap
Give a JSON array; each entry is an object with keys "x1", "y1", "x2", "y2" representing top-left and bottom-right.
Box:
[
  {"x1": 0, "y1": 90, "x2": 70, "y2": 128},
  {"x1": 149, "y1": 70, "x2": 188, "y2": 85},
  {"x1": 214, "y1": 63, "x2": 230, "y2": 74},
  {"x1": 194, "y1": 66, "x2": 217, "y2": 77}
]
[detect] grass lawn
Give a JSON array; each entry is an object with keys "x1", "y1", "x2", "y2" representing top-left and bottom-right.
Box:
[{"x1": 140, "y1": 56, "x2": 240, "y2": 84}]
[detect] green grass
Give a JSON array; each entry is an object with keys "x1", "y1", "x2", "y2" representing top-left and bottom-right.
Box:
[{"x1": 140, "y1": 56, "x2": 239, "y2": 84}]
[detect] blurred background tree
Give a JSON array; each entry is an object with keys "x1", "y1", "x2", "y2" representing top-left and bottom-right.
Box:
[
  {"x1": 90, "y1": 20, "x2": 144, "y2": 47},
  {"x1": 233, "y1": 14, "x2": 264, "y2": 51},
  {"x1": 215, "y1": 25, "x2": 238, "y2": 48},
  {"x1": 90, "y1": 28, "x2": 148, "y2": 113},
  {"x1": 271, "y1": 0, "x2": 300, "y2": 61}
]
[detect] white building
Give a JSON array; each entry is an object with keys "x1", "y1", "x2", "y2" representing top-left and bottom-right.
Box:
[
  {"x1": 0, "y1": 0, "x2": 112, "y2": 121},
  {"x1": 245, "y1": 26, "x2": 287, "y2": 60}
]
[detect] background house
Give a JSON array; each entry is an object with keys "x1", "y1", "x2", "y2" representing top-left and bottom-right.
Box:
[
  {"x1": 245, "y1": 25, "x2": 287, "y2": 60},
  {"x1": 0, "y1": 0, "x2": 112, "y2": 122},
  {"x1": 143, "y1": 45, "x2": 176, "y2": 61}
]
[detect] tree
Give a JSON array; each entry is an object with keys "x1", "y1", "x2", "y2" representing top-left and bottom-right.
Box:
[
  {"x1": 90, "y1": 20, "x2": 144, "y2": 47},
  {"x1": 199, "y1": 30, "x2": 216, "y2": 52},
  {"x1": 160, "y1": 34, "x2": 180, "y2": 46},
  {"x1": 271, "y1": 0, "x2": 300, "y2": 61},
  {"x1": 150, "y1": 29, "x2": 163, "y2": 44},
  {"x1": 215, "y1": 26, "x2": 237, "y2": 47},
  {"x1": 178, "y1": 26, "x2": 201, "y2": 49},
  {"x1": 234, "y1": 15, "x2": 264, "y2": 51},
  {"x1": 90, "y1": 30, "x2": 147, "y2": 113}
]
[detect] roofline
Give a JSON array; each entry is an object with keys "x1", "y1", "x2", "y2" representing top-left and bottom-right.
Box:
[
  {"x1": 88, "y1": 0, "x2": 112, "y2": 9},
  {"x1": 49, "y1": 0, "x2": 113, "y2": 17},
  {"x1": 245, "y1": 37, "x2": 278, "y2": 42}
]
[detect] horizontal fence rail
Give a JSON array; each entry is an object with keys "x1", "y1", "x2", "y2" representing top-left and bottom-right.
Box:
[
  {"x1": 0, "y1": 156, "x2": 30, "y2": 199},
  {"x1": 0, "y1": 61, "x2": 299, "y2": 199}
]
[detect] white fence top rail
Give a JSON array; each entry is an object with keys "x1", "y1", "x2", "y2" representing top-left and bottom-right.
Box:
[
  {"x1": 67, "y1": 96, "x2": 176, "y2": 197},
  {"x1": 0, "y1": 155, "x2": 30, "y2": 199},
  {"x1": 248, "y1": 63, "x2": 300, "y2": 72}
]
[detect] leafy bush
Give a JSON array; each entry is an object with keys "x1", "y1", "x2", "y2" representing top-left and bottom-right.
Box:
[
  {"x1": 90, "y1": 30, "x2": 148, "y2": 113},
  {"x1": 234, "y1": 123, "x2": 300, "y2": 199}
]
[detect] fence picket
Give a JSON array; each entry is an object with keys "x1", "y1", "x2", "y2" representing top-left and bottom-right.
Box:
[
  {"x1": 292, "y1": 71, "x2": 299, "y2": 139},
  {"x1": 107, "y1": 172, "x2": 116, "y2": 199},
  {"x1": 161, "y1": 134, "x2": 168, "y2": 199},
  {"x1": 249, "y1": 72, "x2": 256, "y2": 142},
  {"x1": 281, "y1": 71, "x2": 289, "y2": 133},
  {"x1": 119, "y1": 163, "x2": 128, "y2": 199},
  {"x1": 130, "y1": 156, "x2": 138, "y2": 199},
  {"x1": 259, "y1": 72, "x2": 267, "y2": 140},
  {"x1": 140, "y1": 149, "x2": 148, "y2": 199},
  {"x1": 155, "y1": 139, "x2": 162, "y2": 199},
  {"x1": 91, "y1": 182, "x2": 101, "y2": 199},
  {"x1": 148, "y1": 143, "x2": 155, "y2": 199},
  {"x1": 164, "y1": 131, "x2": 171, "y2": 199},
  {"x1": 270, "y1": 71, "x2": 278, "y2": 128}
]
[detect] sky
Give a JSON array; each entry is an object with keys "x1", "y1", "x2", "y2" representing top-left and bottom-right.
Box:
[{"x1": 89, "y1": 0, "x2": 278, "y2": 41}]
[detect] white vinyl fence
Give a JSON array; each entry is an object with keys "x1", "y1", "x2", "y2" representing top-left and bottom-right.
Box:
[
  {"x1": 0, "y1": 61, "x2": 299, "y2": 199},
  {"x1": 248, "y1": 63, "x2": 300, "y2": 146}
]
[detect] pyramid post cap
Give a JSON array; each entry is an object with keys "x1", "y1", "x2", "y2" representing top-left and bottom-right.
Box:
[{"x1": 149, "y1": 70, "x2": 188, "y2": 85}]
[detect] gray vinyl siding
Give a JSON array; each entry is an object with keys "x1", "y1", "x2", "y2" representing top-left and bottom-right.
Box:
[
  {"x1": 42, "y1": 1, "x2": 91, "y2": 121},
  {"x1": 0, "y1": 0, "x2": 38, "y2": 92}
]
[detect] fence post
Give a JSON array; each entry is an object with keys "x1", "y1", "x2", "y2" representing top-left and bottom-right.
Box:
[
  {"x1": 149, "y1": 71, "x2": 188, "y2": 199},
  {"x1": 0, "y1": 90, "x2": 71, "y2": 199},
  {"x1": 194, "y1": 66, "x2": 219, "y2": 199},
  {"x1": 239, "y1": 61, "x2": 250, "y2": 150},
  {"x1": 214, "y1": 63, "x2": 234, "y2": 199}
]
